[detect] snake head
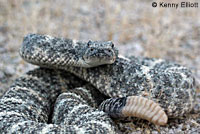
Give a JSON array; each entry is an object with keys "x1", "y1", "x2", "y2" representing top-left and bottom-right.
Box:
[{"x1": 82, "y1": 40, "x2": 118, "y2": 67}]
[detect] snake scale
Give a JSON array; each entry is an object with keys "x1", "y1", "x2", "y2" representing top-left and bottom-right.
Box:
[{"x1": 0, "y1": 34, "x2": 196, "y2": 133}]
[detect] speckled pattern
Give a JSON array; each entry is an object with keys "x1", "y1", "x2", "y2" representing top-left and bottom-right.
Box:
[
  {"x1": 20, "y1": 34, "x2": 118, "y2": 68},
  {"x1": 66, "y1": 57, "x2": 196, "y2": 118},
  {"x1": 0, "y1": 68, "x2": 117, "y2": 133},
  {"x1": 0, "y1": 34, "x2": 197, "y2": 133}
]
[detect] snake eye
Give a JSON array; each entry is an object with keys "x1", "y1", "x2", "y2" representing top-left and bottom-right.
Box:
[
  {"x1": 90, "y1": 48, "x2": 94, "y2": 51},
  {"x1": 108, "y1": 41, "x2": 114, "y2": 48},
  {"x1": 111, "y1": 43, "x2": 114, "y2": 48}
]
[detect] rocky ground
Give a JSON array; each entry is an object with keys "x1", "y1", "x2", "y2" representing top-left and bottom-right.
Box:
[{"x1": 0, "y1": 0, "x2": 200, "y2": 133}]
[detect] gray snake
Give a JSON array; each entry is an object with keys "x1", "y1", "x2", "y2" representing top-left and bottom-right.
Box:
[{"x1": 0, "y1": 34, "x2": 196, "y2": 133}]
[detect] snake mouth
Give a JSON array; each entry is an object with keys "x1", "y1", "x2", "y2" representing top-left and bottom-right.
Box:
[
  {"x1": 83, "y1": 56, "x2": 116, "y2": 67},
  {"x1": 82, "y1": 51, "x2": 117, "y2": 67}
]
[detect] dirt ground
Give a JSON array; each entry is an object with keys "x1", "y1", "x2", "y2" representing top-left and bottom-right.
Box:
[{"x1": 0, "y1": 0, "x2": 200, "y2": 133}]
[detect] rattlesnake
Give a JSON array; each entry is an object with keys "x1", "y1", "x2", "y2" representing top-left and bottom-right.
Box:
[{"x1": 0, "y1": 34, "x2": 196, "y2": 133}]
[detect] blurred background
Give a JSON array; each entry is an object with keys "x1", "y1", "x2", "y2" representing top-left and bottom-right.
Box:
[
  {"x1": 0, "y1": 0, "x2": 200, "y2": 133},
  {"x1": 0, "y1": 0, "x2": 200, "y2": 97}
]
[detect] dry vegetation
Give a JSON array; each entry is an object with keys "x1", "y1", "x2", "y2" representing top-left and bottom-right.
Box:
[{"x1": 0, "y1": 0, "x2": 200, "y2": 133}]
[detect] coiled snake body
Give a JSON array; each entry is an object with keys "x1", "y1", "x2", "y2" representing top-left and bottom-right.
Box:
[{"x1": 0, "y1": 34, "x2": 196, "y2": 133}]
